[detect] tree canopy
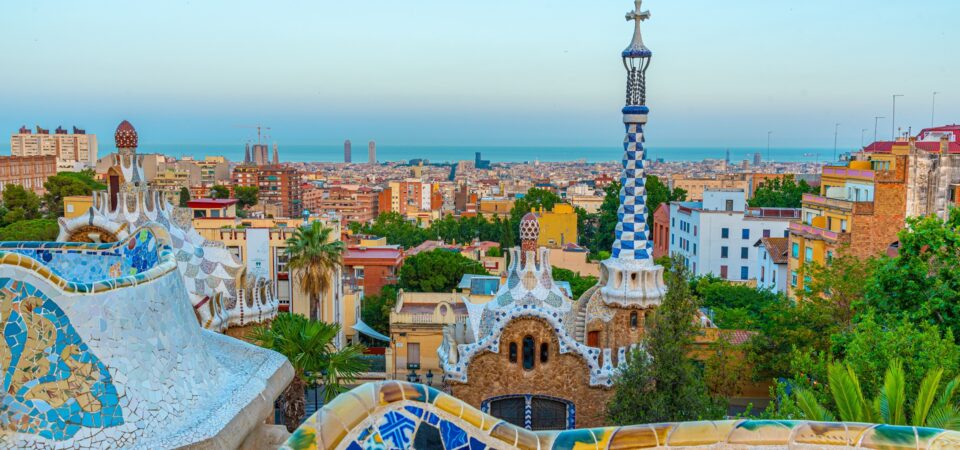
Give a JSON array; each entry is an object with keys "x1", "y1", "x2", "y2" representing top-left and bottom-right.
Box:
[
  {"x1": 748, "y1": 176, "x2": 817, "y2": 208},
  {"x1": 209, "y1": 185, "x2": 231, "y2": 199},
  {"x1": 235, "y1": 186, "x2": 259, "y2": 209},
  {"x1": 1, "y1": 185, "x2": 42, "y2": 226},
  {"x1": 398, "y1": 249, "x2": 488, "y2": 292},
  {"x1": 43, "y1": 173, "x2": 100, "y2": 218},
  {"x1": 550, "y1": 267, "x2": 597, "y2": 299},
  {"x1": 0, "y1": 219, "x2": 59, "y2": 241}
]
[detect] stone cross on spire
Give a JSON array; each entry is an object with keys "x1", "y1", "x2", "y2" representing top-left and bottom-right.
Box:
[{"x1": 624, "y1": 0, "x2": 651, "y2": 58}]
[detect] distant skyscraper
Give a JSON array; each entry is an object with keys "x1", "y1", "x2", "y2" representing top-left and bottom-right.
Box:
[
  {"x1": 725, "y1": 148, "x2": 730, "y2": 164},
  {"x1": 272, "y1": 143, "x2": 279, "y2": 165},
  {"x1": 344, "y1": 139, "x2": 352, "y2": 163},
  {"x1": 244, "y1": 143, "x2": 251, "y2": 163},
  {"x1": 475, "y1": 151, "x2": 491, "y2": 169},
  {"x1": 368, "y1": 140, "x2": 377, "y2": 165},
  {"x1": 753, "y1": 152, "x2": 761, "y2": 166}
]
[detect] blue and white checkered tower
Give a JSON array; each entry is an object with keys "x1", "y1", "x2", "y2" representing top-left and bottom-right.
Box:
[{"x1": 598, "y1": 0, "x2": 666, "y2": 308}]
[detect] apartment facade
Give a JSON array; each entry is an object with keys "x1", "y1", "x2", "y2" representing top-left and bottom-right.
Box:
[
  {"x1": 10, "y1": 125, "x2": 98, "y2": 171},
  {"x1": 232, "y1": 164, "x2": 302, "y2": 217},
  {"x1": 669, "y1": 189, "x2": 798, "y2": 283},
  {"x1": 755, "y1": 237, "x2": 788, "y2": 294},
  {"x1": 0, "y1": 155, "x2": 57, "y2": 195},
  {"x1": 787, "y1": 158, "x2": 906, "y2": 297},
  {"x1": 343, "y1": 245, "x2": 403, "y2": 297},
  {"x1": 304, "y1": 185, "x2": 379, "y2": 224}
]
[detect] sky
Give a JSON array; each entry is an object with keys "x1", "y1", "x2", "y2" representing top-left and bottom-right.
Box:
[{"x1": 1, "y1": 0, "x2": 958, "y2": 151}]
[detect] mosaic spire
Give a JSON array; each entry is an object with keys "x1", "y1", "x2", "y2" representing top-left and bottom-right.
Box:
[{"x1": 611, "y1": 0, "x2": 653, "y2": 261}]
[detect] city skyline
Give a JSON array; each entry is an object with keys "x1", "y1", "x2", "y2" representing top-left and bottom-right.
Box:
[{"x1": 1, "y1": 1, "x2": 957, "y2": 150}]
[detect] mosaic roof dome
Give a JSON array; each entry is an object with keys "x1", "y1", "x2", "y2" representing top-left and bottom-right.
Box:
[
  {"x1": 519, "y1": 212, "x2": 540, "y2": 241},
  {"x1": 115, "y1": 120, "x2": 138, "y2": 149}
]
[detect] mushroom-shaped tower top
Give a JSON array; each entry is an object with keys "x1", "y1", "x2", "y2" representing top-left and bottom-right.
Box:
[
  {"x1": 115, "y1": 120, "x2": 138, "y2": 149},
  {"x1": 519, "y1": 212, "x2": 540, "y2": 242}
]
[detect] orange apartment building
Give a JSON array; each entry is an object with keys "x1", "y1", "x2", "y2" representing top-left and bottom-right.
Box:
[
  {"x1": 232, "y1": 164, "x2": 302, "y2": 218},
  {"x1": 304, "y1": 185, "x2": 379, "y2": 224},
  {"x1": 343, "y1": 246, "x2": 404, "y2": 297},
  {"x1": 0, "y1": 155, "x2": 57, "y2": 195},
  {"x1": 651, "y1": 203, "x2": 670, "y2": 259},
  {"x1": 787, "y1": 157, "x2": 906, "y2": 297}
]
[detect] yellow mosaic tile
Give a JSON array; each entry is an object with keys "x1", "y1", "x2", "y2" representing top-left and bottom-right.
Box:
[
  {"x1": 315, "y1": 409, "x2": 349, "y2": 449},
  {"x1": 792, "y1": 422, "x2": 856, "y2": 447},
  {"x1": 514, "y1": 426, "x2": 540, "y2": 450},
  {"x1": 347, "y1": 383, "x2": 379, "y2": 412},
  {"x1": 325, "y1": 391, "x2": 369, "y2": 431},
  {"x1": 460, "y1": 403, "x2": 485, "y2": 429},
  {"x1": 858, "y1": 424, "x2": 919, "y2": 450},
  {"x1": 649, "y1": 422, "x2": 675, "y2": 446},
  {"x1": 929, "y1": 430, "x2": 960, "y2": 450},
  {"x1": 664, "y1": 421, "x2": 722, "y2": 446},
  {"x1": 607, "y1": 424, "x2": 660, "y2": 449},
  {"x1": 433, "y1": 392, "x2": 465, "y2": 418},
  {"x1": 489, "y1": 422, "x2": 518, "y2": 447}
]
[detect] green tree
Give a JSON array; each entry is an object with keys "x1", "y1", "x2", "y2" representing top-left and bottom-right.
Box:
[
  {"x1": 1, "y1": 185, "x2": 42, "y2": 226},
  {"x1": 0, "y1": 219, "x2": 59, "y2": 241},
  {"x1": 607, "y1": 255, "x2": 723, "y2": 424},
  {"x1": 399, "y1": 249, "x2": 487, "y2": 292},
  {"x1": 360, "y1": 285, "x2": 398, "y2": 337},
  {"x1": 704, "y1": 337, "x2": 748, "y2": 404},
  {"x1": 356, "y1": 212, "x2": 430, "y2": 249},
  {"x1": 747, "y1": 294, "x2": 841, "y2": 381},
  {"x1": 645, "y1": 175, "x2": 687, "y2": 219},
  {"x1": 209, "y1": 184, "x2": 231, "y2": 199},
  {"x1": 285, "y1": 222, "x2": 345, "y2": 321},
  {"x1": 590, "y1": 181, "x2": 620, "y2": 256},
  {"x1": 178, "y1": 187, "x2": 191, "y2": 207},
  {"x1": 693, "y1": 275, "x2": 782, "y2": 330},
  {"x1": 794, "y1": 248, "x2": 871, "y2": 329},
  {"x1": 865, "y1": 211, "x2": 960, "y2": 340},
  {"x1": 235, "y1": 185, "x2": 259, "y2": 209},
  {"x1": 43, "y1": 174, "x2": 98, "y2": 218},
  {"x1": 550, "y1": 266, "x2": 597, "y2": 299},
  {"x1": 794, "y1": 359, "x2": 960, "y2": 430},
  {"x1": 251, "y1": 313, "x2": 367, "y2": 430},
  {"x1": 748, "y1": 176, "x2": 817, "y2": 208}
]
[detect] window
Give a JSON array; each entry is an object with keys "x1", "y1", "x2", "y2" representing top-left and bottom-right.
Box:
[
  {"x1": 804, "y1": 276, "x2": 812, "y2": 292},
  {"x1": 840, "y1": 219, "x2": 848, "y2": 232},
  {"x1": 530, "y1": 398, "x2": 569, "y2": 431},
  {"x1": 671, "y1": 218, "x2": 675, "y2": 227},
  {"x1": 784, "y1": 230, "x2": 790, "y2": 238},
  {"x1": 720, "y1": 265, "x2": 728, "y2": 278},
  {"x1": 741, "y1": 247, "x2": 749, "y2": 259},
  {"x1": 721, "y1": 228, "x2": 729, "y2": 239},
  {"x1": 489, "y1": 397, "x2": 526, "y2": 428},
  {"x1": 587, "y1": 331, "x2": 599, "y2": 347},
  {"x1": 693, "y1": 226, "x2": 698, "y2": 236},
  {"x1": 630, "y1": 311, "x2": 638, "y2": 329},
  {"x1": 721, "y1": 246, "x2": 728, "y2": 258},
  {"x1": 805, "y1": 247, "x2": 813, "y2": 262},
  {"x1": 693, "y1": 243, "x2": 697, "y2": 255},
  {"x1": 742, "y1": 228, "x2": 750, "y2": 239},
  {"x1": 522, "y1": 336, "x2": 536, "y2": 370},
  {"x1": 763, "y1": 229, "x2": 771, "y2": 238},
  {"x1": 540, "y1": 343, "x2": 549, "y2": 363},
  {"x1": 509, "y1": 343, "x2": 518, "y2": 363},
  {"x1": 407, "y1": 343, "x2": 420, "y2": 369},
  {"x1": 791, "y1": 243, "x2": 799, "y2": 258},
  {"x1": 791, "y1": 271, "x2": 798, "y2": 287},
  {"x1": 761, "y1": 266, "x2": 765, "y2": 282},
  {"x1": 725, "y1": 199, "x2": 734, "y2": 211},
  {"x1": 354, "y1": 267, "x2": 365, "y2": 279},
  {"x1": 827, "y1": 251, "x2": 834, "y2": 263},
  {"x1": 671, "y1": 234, "x2": 674, "y2": 245},
  {"x1": 740, "y1": 266, "x2": 749, "y2": 280}
]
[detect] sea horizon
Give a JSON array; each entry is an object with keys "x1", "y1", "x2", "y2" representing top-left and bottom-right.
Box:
[{"x1": 70, "y1": 143, "x2": 845, "y2": 164}]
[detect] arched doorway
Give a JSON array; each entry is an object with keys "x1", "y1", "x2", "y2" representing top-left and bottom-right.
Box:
[{"x1": 482, "y1": 395, "x2": 574, "y2": 430}]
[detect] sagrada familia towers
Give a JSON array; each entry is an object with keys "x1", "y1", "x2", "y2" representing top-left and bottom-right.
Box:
[{"x1": 438, "y1": 0, "x2": 667, "y2": 429}]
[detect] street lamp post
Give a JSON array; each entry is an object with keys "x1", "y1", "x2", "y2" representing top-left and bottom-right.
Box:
[
  {"x1": 833, "y1": 123, "x2": 840, "y2": 161},
  {"x1": 874, "y1": 116, "x2": 885, "y2": 144},
  {"x1": 892, "y1": 94, "x2": 904, "y2": 140}
]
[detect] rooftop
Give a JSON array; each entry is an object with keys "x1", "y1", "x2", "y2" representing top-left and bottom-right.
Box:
[{"x1": 187, "y1": 198, "x2": 238, "y2": 208}]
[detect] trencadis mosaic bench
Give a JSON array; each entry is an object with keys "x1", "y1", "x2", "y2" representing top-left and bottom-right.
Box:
[
  {"x1": 282, "y1": 381, "x2": 960, "y2": 450},
  {"x1": 0, "y1": 224, "x2": 292, "y2": 449}
]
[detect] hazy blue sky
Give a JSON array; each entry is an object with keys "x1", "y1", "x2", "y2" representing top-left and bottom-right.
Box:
[{"x1": 1, "y1": 1, "x2": 957, "y2": 150}]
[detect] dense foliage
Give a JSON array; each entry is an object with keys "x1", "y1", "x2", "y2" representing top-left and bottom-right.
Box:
[
  {"x1": 398, "y1": 249, "x2": 488, "y2": 292},
  {"x1": 747, "y1": 176, "x2": 817, "y2": 208},
  {"x1": 234, "y1": 186, "x2": 259, "y2": 210},
  {"x1": 0, "y1": 219, "x2": 60, "y2": 241},
  {"x1": 209, "y1": 185, "x2": 231, "y2": 199},
  {"x1": 0, "y1": 185, "x2": 42, "y2": 226},
  {"x1": 178, "y1": 187, "x2": 191, "y2": 207},
  {"x1": 586, "y1": 176, "x2": 684, "y2": 258},
  {"x1": 42, "y1": 170, "x2": 104, "y2": 219},
  {"x1": 607, "y1": 256, "x2": 724, "y2": 424},
  {"x1": 360, "y1": 285, "x2": 398, "y2": 337},
  {"x1": 550, "y1": 267, "x2": 597, "y2": 299}
]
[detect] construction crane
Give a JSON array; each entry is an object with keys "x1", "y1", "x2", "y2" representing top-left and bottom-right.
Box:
[{"x1": 235, "y1": 124, "x2": 271, "y2": 145}]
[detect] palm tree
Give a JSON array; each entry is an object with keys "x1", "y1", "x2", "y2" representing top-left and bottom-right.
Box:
[
  {"x1": 795, "y1": 359, "x2": 960, "y2": 430},
  {"x1": 251, "y1": 313, "x2": 368, "y2": 431},
  {"x1": 285, "y1": 221, "x2": 344, "y2": 321}
]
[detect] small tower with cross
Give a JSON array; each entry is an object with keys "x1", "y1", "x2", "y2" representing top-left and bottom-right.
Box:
[{"x1": 595, "y1": 0, "x2": 666, "y2": 308}]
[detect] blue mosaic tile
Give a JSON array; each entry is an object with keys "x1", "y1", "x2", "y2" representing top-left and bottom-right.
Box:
[
  {"x1": 376, "y1": 410, "x2": 415, "y2": 449},
  {"x1": 439, "y1": 419, "x2": 469, "y2": 449},
  {"x1": 0, "y1": 277, "x2": 124, "y2": 440}
]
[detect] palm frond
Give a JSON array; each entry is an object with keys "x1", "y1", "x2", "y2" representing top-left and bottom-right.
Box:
[
  {"x1": 926, "y1": 404, "x2": 960, "y2": 431},
  {"x1": 913, "y1": 367, "x2": 944, "y2": 427},
  {"x1": 829, "y1": 363, "x2": 864, "y2": 422},
  {"x1": 795, "y1": 388, "x2": 835, "y2": 422},
  {"x1": 879, "y1": 359, "x2": 907, "y2": 425}
]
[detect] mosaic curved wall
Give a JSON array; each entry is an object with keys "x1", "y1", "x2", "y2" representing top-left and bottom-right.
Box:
[
  {"x1": 283, "y1": 380, "x2": 960, "y2": 450},
  {"x1": 0, "y1": 224, "x2": 292, "y2": 449}
]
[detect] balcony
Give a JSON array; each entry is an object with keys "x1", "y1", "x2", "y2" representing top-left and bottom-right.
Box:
[
  {"x1": 822, "y1": 165, "x2": 875, "y2": 181},
  {"x1": 789, "y1": 221, "x2": 850, "y2": 243},
  {"x1": 802, "y1": 194, "x2": 874, "y2": 215}
]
